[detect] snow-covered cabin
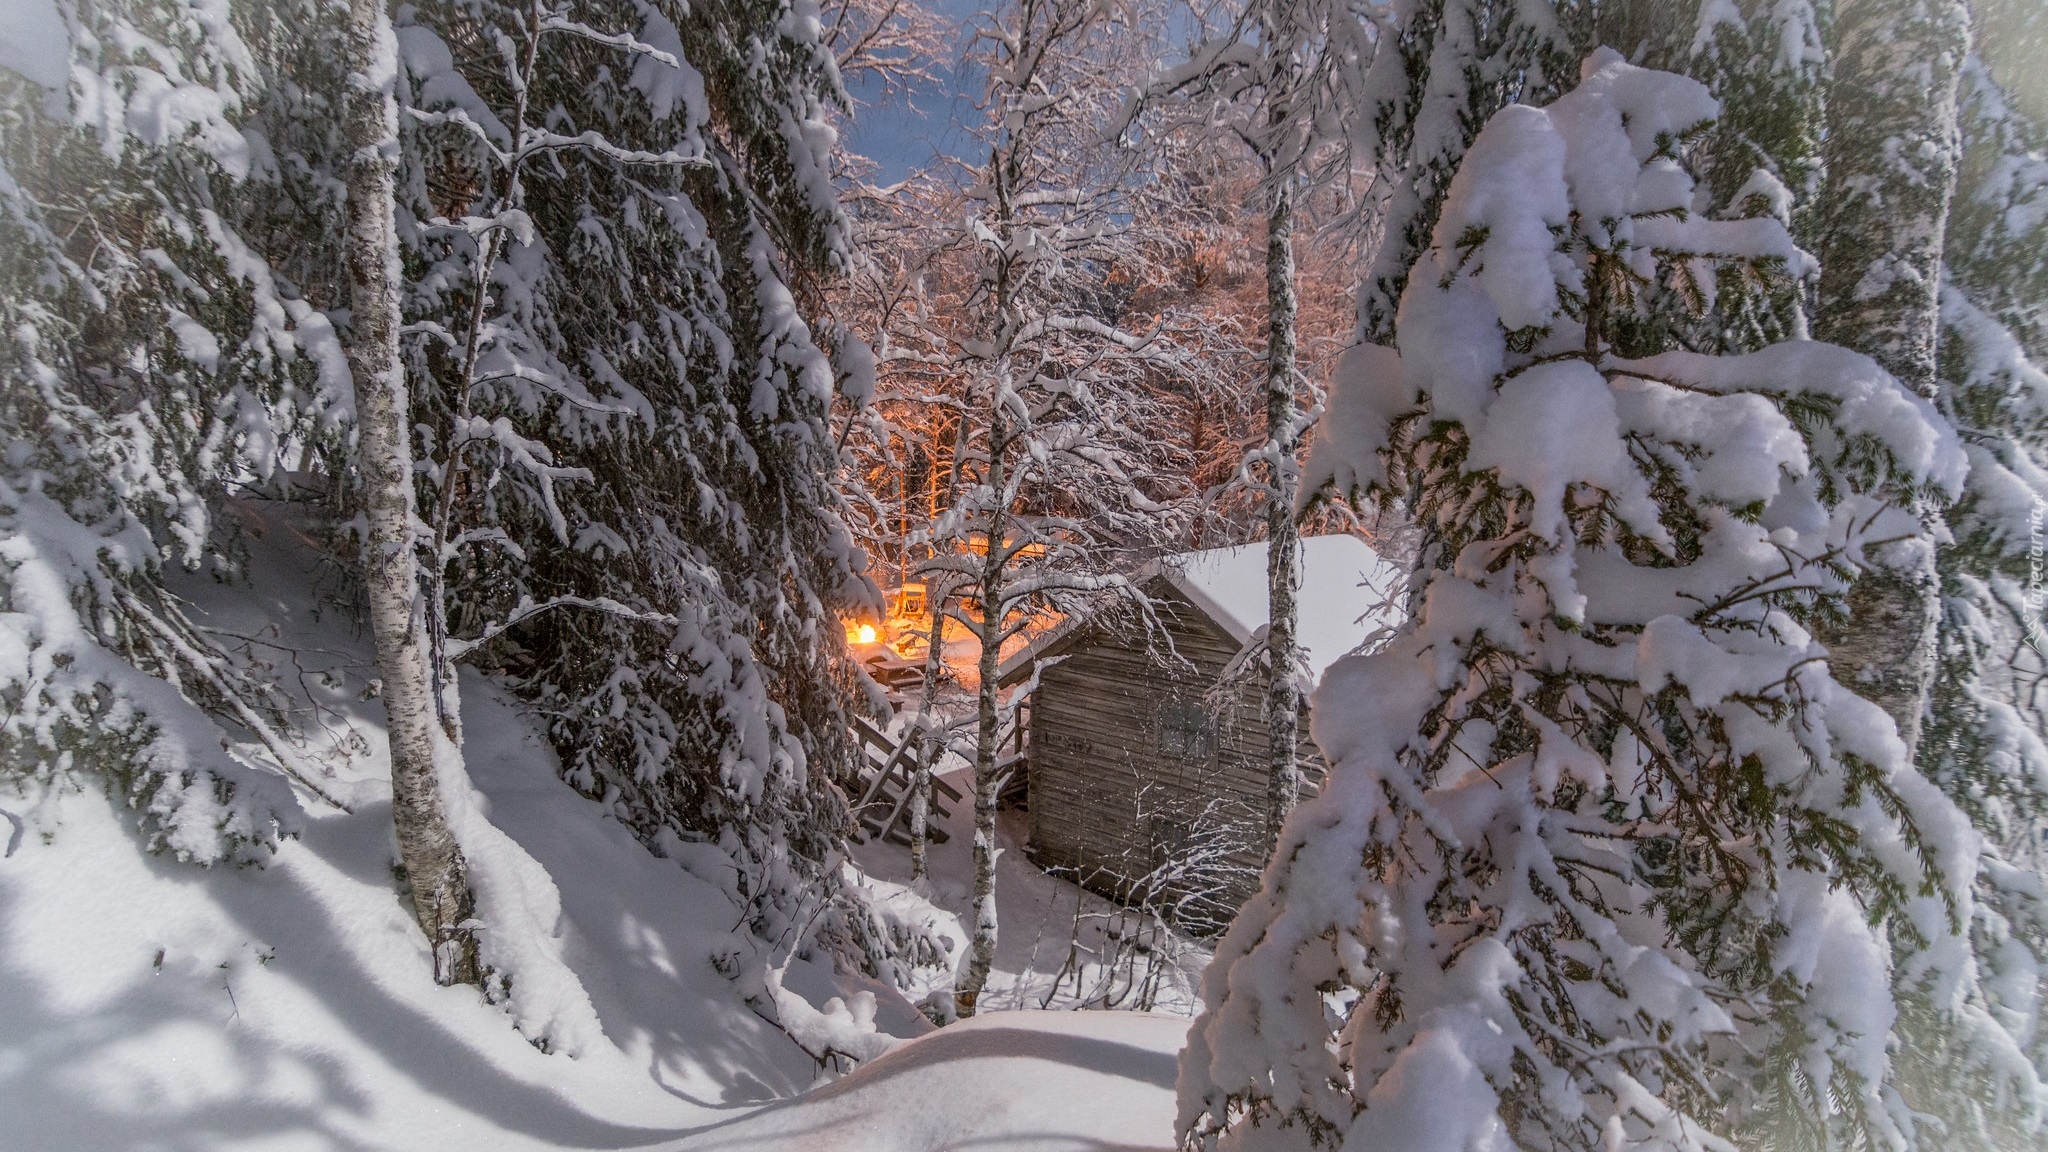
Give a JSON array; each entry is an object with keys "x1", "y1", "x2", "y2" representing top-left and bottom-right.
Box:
[{"x1": 1000, "y1": 534, "x2": 1404, "y2": 926}]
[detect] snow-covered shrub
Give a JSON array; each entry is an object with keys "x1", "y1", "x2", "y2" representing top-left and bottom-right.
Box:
[
  {"x1": 0, "y1": 0, "x2": 349, "y2": 863},
  {"x1": 1181, "y1": 49, "x2": 1981, "y2": 1150}
]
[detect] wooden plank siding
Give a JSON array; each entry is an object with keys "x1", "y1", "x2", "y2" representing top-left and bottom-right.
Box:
[{"x1": 1024, "y1": 577, "x2": 1326, "y2": 932}]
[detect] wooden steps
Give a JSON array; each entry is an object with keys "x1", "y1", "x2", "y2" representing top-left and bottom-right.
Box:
[{"x1": 849, "y1": 716, "x2": 962, "y2": 846}]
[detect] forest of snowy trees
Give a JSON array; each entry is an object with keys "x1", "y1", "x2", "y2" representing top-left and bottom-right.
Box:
[{"x1": 2, "y1": 0, "x2": 2046, "y2": 1149}]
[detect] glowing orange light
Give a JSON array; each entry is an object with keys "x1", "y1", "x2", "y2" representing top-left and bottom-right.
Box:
[{"x1": 856, "y1": 623, "x2": 878, "y2": 644}]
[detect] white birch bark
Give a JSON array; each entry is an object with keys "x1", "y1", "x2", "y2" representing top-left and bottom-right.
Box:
[
  {"x1": 344, "y1": 0, "x2": 477, "y2": 987},
  {"x1": 954, "y1": 398, "x2": 1010, "y2": 1019},
  {"x1": 907, "y1": 586, "x2": 949, "y2": 884}
]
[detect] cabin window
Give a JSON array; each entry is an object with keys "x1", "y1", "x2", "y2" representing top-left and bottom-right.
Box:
[{"x1": 1157, "y1": 698, "x2": 1214, "y2": 760}]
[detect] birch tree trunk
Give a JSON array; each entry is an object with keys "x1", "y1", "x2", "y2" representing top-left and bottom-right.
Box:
[
  {"x1": 907, "y1": 729, "x2": 934, "y2": 883},
  {"x1": 908, "y1": 585, "x2": 949, "y2": 884},
  {"x1": 344, "y1": 0, "x2": 478, "y2": 987},
  {"x1": 1256, "y1": 4, "x2": 1304, "y2": 843},
  {"x1": 956, "y1": 426, "x2": 1008, "y2": 1019},
  {"x1": 1811, "y1": 0, "x2": 1971, "y2": 761},
  {"x1": 1262, "y1": 173, "x2": 1302, "y2": 843}
]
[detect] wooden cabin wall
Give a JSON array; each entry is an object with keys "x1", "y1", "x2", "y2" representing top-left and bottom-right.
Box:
[{"x1": 1025, "y1": 591, "x2": 1328, "y2": 933}]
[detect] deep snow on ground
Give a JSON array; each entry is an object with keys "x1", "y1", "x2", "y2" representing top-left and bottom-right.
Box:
[
  {"x1": 671, "y1": 1010, "x2": 1189, "y2": 1152},
  {"x1": 0, "y1": 501, "x2": 826, "y2": 1150},
  {"x1": 0, "y1": 500, "x2": 1192, "y2": 1151}
]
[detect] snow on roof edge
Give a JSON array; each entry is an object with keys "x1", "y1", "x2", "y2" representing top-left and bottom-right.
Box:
[{"x1": 997, "y1": 534, "x2": 1404, "y2": 687}]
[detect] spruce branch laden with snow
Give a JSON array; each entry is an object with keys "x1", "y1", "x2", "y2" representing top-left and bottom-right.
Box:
[
  {"x1": 1185, "y1": 49, "x2": 1986, "y2": 1151},
  {"x1": 387, "y1": 0, "x2": 915, "y2": 1015},
  {"x1": 1898, "y1": 28, "x2": 2048, "y2": 1146},
  {"x1": 1350, "y1": 0, "x2": 1586, "y2": 347},
  {"x1": 0, "y1": 0, "x2": 358, "y2": 865}
]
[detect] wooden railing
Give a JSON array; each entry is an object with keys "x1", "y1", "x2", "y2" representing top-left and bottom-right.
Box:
[{"x1": 848, "y1": 716, "x2": 962, "y2": 845}]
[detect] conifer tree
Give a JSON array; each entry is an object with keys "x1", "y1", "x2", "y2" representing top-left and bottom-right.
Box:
[
  {"x1": 387, "y1": 0, "x2": 902, "y2": 985},
  {"x1": 1351, "y1": 0, "x2": 1581, "y2": 345},
  {"x1": 1899, "y1": 20, "x2": 2048, "y2": 1144},
  {"x1": 1181, "y1": 50, "x2": 1972, "y2": 1151},
  {"x1": 1680, "y1": 0, "x2": 1828, "y2": 351},
  {"x1": 0, "y1": 0, "x2": 350, "y2": 863}
]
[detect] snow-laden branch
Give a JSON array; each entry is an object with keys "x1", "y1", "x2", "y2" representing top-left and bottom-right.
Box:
[
  {"x1": 452, "y1": 415, "x2": 593, "y2": 543},
  {"x1": 515, "y1": 127, "x2": 711, "y2": 169},
  {"x1": 444, "y1": 594, "x2": 677, "y2": 660},
  {"x1": 538, "y1": 15, "x2": 681, "y2": 69},
  {"x1": 114, "y1": 588, "x2": 354, "y2": 813}
]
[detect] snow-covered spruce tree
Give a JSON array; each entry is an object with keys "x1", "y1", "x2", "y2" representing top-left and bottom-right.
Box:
[
  {"x1": 1351, "y1": 0, "x2": 1582, "y2": 345},
  {"x1": 1658, "y1": 0, "x2": 1829, "y2": 357},
  {"x1": 390, "y1": 0, "x2": 906, "y2": 989},
  {"x1": 1181, "y1": 50, "x2": 1973, "y2": 1150},
  {"x1": 1894, "y1": 33, "x2": 2048, "y2": 1147},
  {"x1": 0, "y1": 0, "x2": 351, "y2": 862},
  {"x1": 1806, "y1": 0, "x2": 1970, "y2": 762}
]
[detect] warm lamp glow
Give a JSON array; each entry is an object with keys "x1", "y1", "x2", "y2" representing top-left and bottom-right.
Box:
[{"x1": 856, "y1": 623, "x2": 878, "y2": 644}]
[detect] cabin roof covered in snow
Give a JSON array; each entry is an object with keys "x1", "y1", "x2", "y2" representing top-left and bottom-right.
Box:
[
  {"x1": 1159, "y1": 534, "x2": 1404, "y2": 683},
  {"x1": 999, "y1": 534, "x2": 1404, "y2": 688}
]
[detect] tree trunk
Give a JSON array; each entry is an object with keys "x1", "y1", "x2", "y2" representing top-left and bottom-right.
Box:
[
  {"x1": 1263, "y1": 171, "x2": 1302, "y2": 844},
  {"x1": 908, "y1": 585, "x2": 948, "y2": 884},
  {"x1": 907, "y1": 730, "x2": 933, "y2": 883},
  {"x1": 344, "y1": 0, "x2": 478, "y2": 988},
  {"x1": 955, "y1": 473, "x2": 1007, "y2": 1019},
  {"x1": 1811, "y1": 0, "x2": 1970, "y2": 761}
]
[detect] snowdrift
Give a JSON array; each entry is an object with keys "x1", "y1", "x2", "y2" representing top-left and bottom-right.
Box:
[
  {"x1": 670, "y1": 1010, "x2": 1187, "y2": 1152},
  {"x1": 0, "y1": 503, "x2": 830, "y2": 1149}
]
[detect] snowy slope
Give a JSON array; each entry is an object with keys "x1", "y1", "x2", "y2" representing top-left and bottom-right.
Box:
[
  {"x1": 0, "y1": 502, "x2": 826, "y2": 1151},
  {"x1": 0, "y1": 500, "x2": 1196, "y2": 1147},
  {"x1": 669, "y1": 1010, "x2": 1188, "y2": 1152},
  {"x1": 0, "y1": 500, "x2": 1190, "y2": 1152}
]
